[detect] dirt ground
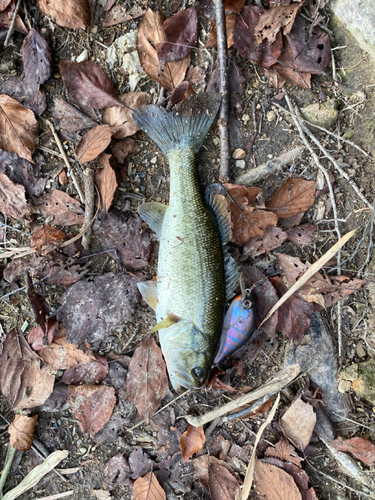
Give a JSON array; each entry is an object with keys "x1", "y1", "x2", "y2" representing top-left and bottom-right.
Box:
[{"x1": 1, "y1": 1, "x2": 375, "y2": 499}]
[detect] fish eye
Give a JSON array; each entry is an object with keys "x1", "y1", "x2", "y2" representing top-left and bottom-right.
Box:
[{"x1": 191, "y1": 366, "x2": 206, "y2": 381}]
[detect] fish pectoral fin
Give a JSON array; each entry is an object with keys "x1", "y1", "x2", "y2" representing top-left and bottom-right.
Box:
[
  {"x1": 138, "y1": 281, "x2": 158, "y2": 311},
  {"x1": 149, "y1": 314, "x2": 180, "y2": 333},
  {"x1": 138, "y1": 202, "x2": 167, "y2": 237}
]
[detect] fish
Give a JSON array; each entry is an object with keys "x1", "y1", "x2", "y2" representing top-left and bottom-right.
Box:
[
  {"x1": 133, "y1": 93, "x2": 239, "y2": 391},
  {"x1": 214, "y1": 285, "x2": 256, "y2": 364}
]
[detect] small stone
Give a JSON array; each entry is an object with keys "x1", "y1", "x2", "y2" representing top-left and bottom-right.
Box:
[
  {"x1": 235, "y1": 160, "x2": 246, "y2": 169},
  {"x1": 242, "y1": 114, "x2": 250, "y2": 125},
  {"x1": 79, "y1": 447, "x2": 87, "y2": 454},
  {"x1": 356, "y1": 342, "x2": 367, "y2": 358},
  {"x1": 232, "y1": 148, "x2": 246, "y2": 160},
  {"x1": 300, "y1": 99, "x2": 339, "y2": 130},
  {"x1": 266, "y1": 110, "x2": 277, "y2": 122},
  {"x1": 150, "y1": 157, "x2": 157, "y2": 164}
]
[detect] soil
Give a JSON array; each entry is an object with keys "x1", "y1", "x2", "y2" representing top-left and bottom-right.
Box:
[{"x1": 0, "y1": 1, "x2": 375, "y2": 500}]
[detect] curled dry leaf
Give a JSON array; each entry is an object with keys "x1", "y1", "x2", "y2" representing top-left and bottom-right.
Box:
[
  {"x1": 39, "y1": 335, "x2": 97, "y2": 370},
  {"x1": 102, "y1": 4, "x2": 145, "y2": 27},
  {"x1": 60, "y1": 60, "x2": 122, "y2": 109},
  {"x1": 133, "y1": 472, "x2": 166, "y2": 500},
  {"x1": 32, "y1": 189, "x2": 84, "y2": 226},
  {"x1": 68, "y1": 384, "x2": 116, "y2": 434},
  {"x1": 31, "y1": 225, "x2": 65, "y2": 255},
  {"x1": 254, "y1": 3, "x2": 302, "y2": 45},
  {"x1": 102, "y1": 92, "x2": 151, "y2": 139},
  {"x1": 8, "y1": 414, "x2": 38, "y2": 451},
  {"x1": 266, "y1": 178, "x2": 316, "y2": 219},
  {"x1": 254, "y1": 460, "x2": 302, "y2": 500},
  {"x1": 137, "y1": 9, "x2": 190, "y2": 92},
  {"x1": 37, "y1": 0, "x2": 90, "y2": 29},
  {"x1": 208, "y1": 462, "x2": 240, "y2": 500},
  {"x1": 125, "y1": 336, "x2": 168, "y2": 423},
  {"x1": 0, "y1": 173, "x2": 27, "y2": 219},
  {"x1": 329, "y1": 437, "x2": 375, "y2": 466},
  {"x1": 280, "y1": 397, "x2": 316, "y2": 451},
  {"x1": 76, "y1": 125, "x2": 114, "y2": 164},
  {"x1": 95, "y1": 153, "x2": 118, "y2": 213},
  {"x1": 22, "y1": 29, "x2": 52, "y2": 94},
  {"x1": 157, "y1": 8, "x2": 198, "y2": 68},
  {"x1": 180, "y1": 425, "x2": 205, "y2": 463},
  {"x1": 0, "y1": 95, "x2": 38, "y2": 163},
  {"x1": 28, "y1": 318, "x2": 59, "y2": 350}
]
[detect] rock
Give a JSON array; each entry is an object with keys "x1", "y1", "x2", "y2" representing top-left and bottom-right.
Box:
[
  {"x1": 235, "y1": 160, "x2": 246, "y2": 169},
  {"x1": 300, "y1": 100, "x2": 339, "y2": 130},
  {"x1": 339, "y1": 360, "x2": 375, "y2": 404},
  {"x1": 266, "y1": 110, "x2": 277, "y2": 122},
  {"x1": 356, "y1": 342, "x2": 367, "y2": 358},
  {"x1": 232, "y1": 148, "x2": 246, "y2": 160}
]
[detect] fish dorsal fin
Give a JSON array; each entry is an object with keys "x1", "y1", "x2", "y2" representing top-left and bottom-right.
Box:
[
  {"x1": 138, "y1": 202, "x2": 167, "y2": 238},
  {"x1": 206, "y1": 183, "x2": 240, "y2": 301},
  {"x1": 138, "y1": 281, "x2": 158, "y2": 311}
]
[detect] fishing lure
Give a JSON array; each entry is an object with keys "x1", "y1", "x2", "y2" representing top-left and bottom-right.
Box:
[{"x1": 214, "y1": 284, "x2": 256, "y2": 364}]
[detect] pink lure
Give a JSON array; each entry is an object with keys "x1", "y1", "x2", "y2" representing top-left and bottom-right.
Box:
[{"x1": 214, "y1": 292, "x2": 256, "y2": 364}]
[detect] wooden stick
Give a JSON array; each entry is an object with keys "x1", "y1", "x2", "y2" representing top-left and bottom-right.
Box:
[
  {"x1": 4, "y1": 0, "x2": 22, "y2": 47},
  {"x1": 81, "y1": 167, "x2": 95, "y2": 249}
]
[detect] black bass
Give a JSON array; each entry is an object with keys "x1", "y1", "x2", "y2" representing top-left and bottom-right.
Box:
[{"x1": 133, "y1": 93, "x2": 238, "y2": 391}]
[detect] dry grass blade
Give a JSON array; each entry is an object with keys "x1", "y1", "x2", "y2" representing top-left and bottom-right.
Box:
[
  {"x1": 259, "y1": 229, "x2": 357, "y2": 327},
  {"x1": 237, "y1": 393, "x2": 280, "y2": 500}
]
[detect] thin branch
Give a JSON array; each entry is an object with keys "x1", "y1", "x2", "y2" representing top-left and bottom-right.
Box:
[
  {"x1": 81, "y1": 167, "x2": 95, "y2": 249},
  {"x1": 4, "y1": 0, "x2": 22, "y2": 47}
]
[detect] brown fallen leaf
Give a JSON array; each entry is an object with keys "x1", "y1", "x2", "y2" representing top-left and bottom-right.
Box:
[
  {"x1": 8, "y1": 414, "x2": 38, "y2": 451},
  {"x1": 52, "y1": 98, "x2": 97, "y2": 132},
  {"x1": 103, "y1": 454, "x2": 132, "y2": 490},
  {"x1": 323, "y1": 276, "x2": 366, "y2": 308},
  {"x1": 37, "y1": 0, "x2": 90, "y2": 29},
  {"x1": 270, "y1": 38, "x2": 312, "y2": 89},
  {"x1": 68, "y1": 384, "x2": 116, "y2": 434},
  {"x1": 137, "y1": 9, "x2": 190, "y2": 92},
  {"x1": 0, "y1": 6, "x2": 27, "y2": 34},
  {"x1": 157, "y1": 8, "x2": 198, "y2": 68},
  {"x1": 60, "y1": 60, "x2": 122, "y2": 109},
  {"x1": 32, "y1": 189, "x2": 84, "y2": 225},
  {"x1": 102, "y1": 92, "x2": 151, "y2": 139},
  {"x1": 111, "y1": 138, "x2": 140, "y2": 164},
  {"x1": 242, "y1": 225, "x2": 288, "y2": 258},
  {"x1": 133, "y1": 472, "x2": 165, "y2": 500},
  {"x1": 39, "y1": 335, "x2": 97, "y2": 370},
  {"x1": 0, "y1": 95, "x2": 39, "y2": 162},
  {"x1": 168, "y1": 81, "x2": 195, "y2": 108},
  {"x1": 125, "y1": 336, "x2": 168, "y2": 423},
  {"x1": 329, "y1": 437, "x2": 375, "y2": 466},
  {"x1": 286, "y1": 223, "x2": 316, "y2": 246},
  {"x1": 76, "y1": 125, "x2": 114, "y2": 164},
  {"x1": 266, "y1": 178, "x2": 316, "y2": 219},
  {"x1": 180, "y1": 425, "x2": 205, "y2": 463},
  {"x1": 95, "y1": 153, "x2": 118, "y2": 213},
  {"x1": 206, "y1": 13, "x2": 236, "y2": 49},
  {"x1": 0, "y1": 173, "x2": 27, "y2": 219},
  {"x1": 280, "y1": 397, "x2": 316, "y2": 451},
  {"x1": 22, "y1": 29, "x2": 52, "y2": 96},
  {"x1": 61, "y1": 354, "x2": 109, "y2": 385},
  {"x1": 254, "y1": 459, "x2": 302, "y2": 500},
  {"x1": 254, "y1": 3, "x2": 302, "y2": 45},
  {"x1": 0, "y1": 148, "x2": 46, "y2": 196},
  {"x1": 264, "y1": 437, "x2": 301, "y2": 467},
  {"x1": 26, "y1": 270, "x2": 50, "y2": 331},
  {"x1": 129, "y1": 446, "x2": 152, "y2": 480},
  {"x1": 208, "y1": 462, "x2": 240, "y2": 500},
  {"x1": 13, "y1": 360, "x2": 55, "y2": 410},
  {"x1": 102, "y1": 4, "x2": 145, "y2": 27},
  {"x1": 31, "y1": 225, "x2": 65, "y2": 255},
  {"x1": 28, "y1": 318, "x2": 59, "y2": 350}
]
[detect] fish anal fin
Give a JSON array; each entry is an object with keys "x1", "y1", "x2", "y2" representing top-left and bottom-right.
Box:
[
  {"x1": 138, "y1": 202, "x2": 167, "y2": 237},
  {"x1": 138, "y1": 281, "x2": 158, "y2": 311}
]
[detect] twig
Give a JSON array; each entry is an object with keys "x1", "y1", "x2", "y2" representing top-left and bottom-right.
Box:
[
  {"x1": 234, "y1": 146, "x2": 304, "y2": 185},
  {"x1": 33, "y1": 492, "x2": 73, "y2": 500},
  {"x1": 0, "y1": 276, "x2": 48, "y2": 302},
  {"x1": 4, "y1": 0, "x2": 22, "y2": 47},
  {"x1": 185, "y1": 364, "x2": 300, "y2": 427},
  {"x1": 215, "y1": 0, "x2": 230, "y2": 180},
  {"x1": 0, "y1": 444, "x2": 16, "y2": 498},
  {"x1": 223, "y1": 393, "x2": 271, "y2": 422},
  {"x1": 45, "y1": 120, "x2": 85, "y2": 204},
  {"x1": 81, "y1": 167, "x2": 95, "y2": 249},
  {"x1": 363, "y1": 321, "x2": 375, "y2": 354}
]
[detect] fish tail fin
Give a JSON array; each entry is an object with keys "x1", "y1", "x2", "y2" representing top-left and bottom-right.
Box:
[{"x1": 132, "y1": 92, "x2": 221, "y2": 155}]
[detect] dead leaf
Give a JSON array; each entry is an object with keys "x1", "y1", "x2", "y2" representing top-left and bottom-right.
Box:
[
  {"x1": 129, "y1": 446, "x2": 152, "y2": 480},
  {"x1": 13, "y1": 361, "x2": 55, "y2": 410},
  {"x1": 167, "y1": 81, "x2": 195, "y2": 108},
  {"x1": 94, "y1": 211, "x2": 152, "y2": 269},
  {"x1": 270, "y1": 38, "x2": 312, "y2": 89},
  {"x1": 0, "y1": 6, "x2": 27, "y2": 34},
  {"x1": 180, "y1": 425, "x2": 205, "y2": 462},
  {"x1": 225, "y1": 0, "x2": 246, "y2": 13},
  {"x1": 125, "y1": 336, "x2": 168, "y2": 423},
  {"x1": 94, "y1": 153, "x2": 118, "y2": 213},
  {"x1": 0, "y1": 94, "x2": 38, "y2": 162},
  {"x1": 254, "y1": 3, "x2": 302, "y2": 45},
  {"x1": 157, "y1": 8, "x2": 198, "y2": 68},
  {"x1": 8, "y1": 414, "x2": 38, "y2": 451},
  {"x1": 102, "y1": 92, "x2": 151, "y2": 139},
  {"x1": 32, "y1": 189, "x2": 84, "y2": 226},
  {"x1": 52, "y1": 98, "x2": 97, "y2": 132},
  {"x1": 329, "y1": 437, "x2": 375, "y2": 466},
  {"x1": 233, "y1": 5, "x2": 283, "y2": 68},
  {"x1": 102, "y1": 4, "x2": 145, "y2": 27},
  {"x1": 264, "y1": 437, "x2": 301, "y2": 467},
  {"x1": 242, "y1": 225, "x2": 288, "y2": 258},
  {"x1": 266, "y1": 178, "x2": 316, "y2": 219},
  {"x1": 60, "y1": 60, "x2": 122, "y2": 109},
  {"x1": 57, "y1": 272, "x2": 140, "y2": 346},
  {"x1": 22, "y1": 29, "x2": 52, "y2": 96},
  {"x1": 28, "y1": 318, "x2": 59, "y2": 350},
  {"x1": 61, "y1": 354, "x2": 108, "y2": 385},
  {"x1": 68, "y1": 384, "x2": 116, "y2": 434},
  {"x1": 0, "y1": 75, "x2": 47, "y2": 117},
  {"x1": 0, "y1": 0, "x2": 12, "y2": 11},
  {"x1": 261, "y1": 66, "x2": 287, "y2": 90},
  {"x1": 206, "y1": 14, "x2": 236, "y2": 49},
  {"x1": 26, "y1": 271, "x2": 50, "y2": 332},
  {"x1": 323, "y1": 276, "x2": 366, "y2": 308},
  {"x1": 0, "y1": 148, "x2": 46, "y2": 196},
  {"x1": 39, "y1": 335, "x2": 97, "y2": 369},
  {"x1": 0, "y1": 173, "x2": 27, "y2": 218},
  {"x1": 111, "y1": 138, "x2": 140, "y2": 164},
  {"x1": 133, "y1": 472, "x2": 165, "y2": 500},
  {"x1": 286, "y1": 224, "x2": 316, "y2": 245},
  {"x1": 37, "y1": 0, "x2": 90, "y2": 29},
  {"x1": 208, "y1": 462, "x2": 240, "y2": 500},
  {"x1": 76, "y1": 125, "x2": 113, "y2": 164},
  {"x1": 31, "y1": 225, "x2": 65, "y2": 255},
  {"x1": 137, "y1": 9, "x2": 190, "y2": 92},
  {"x1": 280, "y1": 397, "x2": 316, "y2": 451},
  {"x1": 103, "y1": 454, "x2": 132, "y2": 490},
  {"x1": 254, "y1": 460, "x2": 302, "y2": 500}
]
